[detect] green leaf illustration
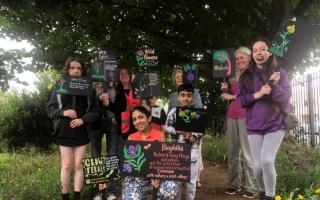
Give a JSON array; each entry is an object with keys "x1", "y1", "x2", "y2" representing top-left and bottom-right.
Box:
[
  {"x1": 138, "y1": 158, "x2": 146, "y2": 170},
  {"x1": 213, "y1": 50, "x2": 229, "y2": 64}
]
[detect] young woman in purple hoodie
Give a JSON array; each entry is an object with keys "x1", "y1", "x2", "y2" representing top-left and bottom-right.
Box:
[{"x1": 237, "y1": 38, "x2": 292, "y2": 200}]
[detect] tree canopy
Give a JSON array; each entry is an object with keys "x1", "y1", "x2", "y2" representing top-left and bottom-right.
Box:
[
  {"x1": 0, "y1": 0, "x2": 319, "y2": 131},
  {"x1": 1, "y1": 1, "x2": 319, "y2": 72}
]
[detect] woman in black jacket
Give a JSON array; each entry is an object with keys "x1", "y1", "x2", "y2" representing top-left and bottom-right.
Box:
[{"x1": 46, "y1": 57, "x2": 99, "y2": 200}]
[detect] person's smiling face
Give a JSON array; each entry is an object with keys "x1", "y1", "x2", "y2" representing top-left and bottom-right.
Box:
[
  {"x1": 119, "y1": 69, "x2": 130, "y2": 85},
  {"x1": 235, "y1": 51, "x2": 250, "y2": 71},
  {"x1": 252, "y1": 41, "x2": 271, "y2": 67},
  {"x1": 132, "y1": 110, "x2": 151, "y2": 132}
]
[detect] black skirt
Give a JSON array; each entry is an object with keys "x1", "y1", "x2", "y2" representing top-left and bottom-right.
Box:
[{"x1": 55, "y1": 117, "x2": 89, "y2": 147}]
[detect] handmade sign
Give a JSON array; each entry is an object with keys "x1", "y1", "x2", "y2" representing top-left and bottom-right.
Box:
[
  {"x1": 98, "y1": 50, "x2": 117, "y2": 61},
  {"x1": 91, "y1": 61, "x2": 105, "y2": 82},
  {"x1": 182, "y1": 64, "x2": 199, "y2": 85},
  {"x1": 120, "y1": 141, "x2": 191, "y2": 182},
  {"x1": 55, "y1": 76, "x2": 92, "y2": 96},
  {"x1": 82, "y1": 155, "x2": 120, "y2": 185},
  {"x1": 269, "y1": 14, "x2": 316, "y2": 67},
  {"x1": 212, "y1": 49, "x2": 236, "y2": 78},
  {"x1": 175, "y1": 107, "x2": 208, "y2": 133},
  {"x1": 132, "y1": 71, "x2": 161, "y2": 98},
  {"x1": 135, "y1": 48, "x2": 158, "y2": 67},
  {"x1": 92, "y1": 50, "x2": 118, "y2": 82},
  {"x1": 104, "y1": 61, "x2": 118, "y2": 83}
]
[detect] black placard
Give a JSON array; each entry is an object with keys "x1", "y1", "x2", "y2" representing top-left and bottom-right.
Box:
[
  {"x1": 132, "y1": 71, "x2": 161, "y2": 98},
  {"x1": 55, "y1": 76, "x2": 92, "y2": 96},
  {"x1": 105, "y1": 61, "x2": 118, "y2": 83},
  {"x1": 212, "y1": 48, "x2": 236, "y2": 78},
  {"x1": 182, "y1": 64, "x2": 199, "y2": 85},
  {"x1": 175, "y1": 107, "x2": 208, "y2": 133},
  {"x1": 135, "y1": 48, "x2": 158, "y2": 67},
  {"x1": 269, "y1": 14, "x2": 317, "y2": 67},
  {"x1": 92, "y1": 50, "x2": 118, "y2": 83},
  {"x1": 120, "y1": 141, "x2": 191, "y2": 182},
  {"x1": 82, "y1": 155, "x2": 120, "y2": 185}
]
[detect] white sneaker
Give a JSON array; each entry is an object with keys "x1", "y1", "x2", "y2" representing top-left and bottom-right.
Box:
[
  {"x1": 93, "y1": 195, "x2": 102, "y2": 200},
  {"x1": 107, "y1": 194, "x2": 117, "y2": 200}
]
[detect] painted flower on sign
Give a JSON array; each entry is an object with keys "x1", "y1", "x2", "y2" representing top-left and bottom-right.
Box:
[
  {"x1": 128, "y1": 145, "x2": 138, "y2": 158},
  {"x1": 123, "y1": 144, "x2": 146, "y2": 173},
  {"x1": 123, "y1": 163, "x2": 132, "y2": 173},
  {"x1": 178, "y1": 109, "x2": 199, "y2": 123}
]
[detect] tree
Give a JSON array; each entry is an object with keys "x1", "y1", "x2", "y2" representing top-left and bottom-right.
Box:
[
  {"x1": 0, "y1": 48, "x2": 31, "y2": 91},
  {"x1": 0, "y1": 0, "x2": 319, "y2": 134}
]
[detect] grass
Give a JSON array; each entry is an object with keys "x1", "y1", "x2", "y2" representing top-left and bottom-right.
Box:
[
  {"x1": 0, "y1": 146, "x2": 92, "y2": 199},
  {"x1": 202, "y1": 134, "x2": 228, "y2": 165}
]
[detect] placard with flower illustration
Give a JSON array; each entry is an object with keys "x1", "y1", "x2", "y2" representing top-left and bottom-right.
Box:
[
  {"x1": 131, "y1": 71, "x2": 161, "y2": 98},
  {"x1": 269, "y1": 14, "x2": 316, "y2": 67},
  {"x1": 120, "y1": 141, "x2": 191, "y2": 182},
  {"x1": 182, "y1": 64, "x2": 199, "y2": 85},
  {"x1": 55, "y1": 75, "x2": 93, "y2": 96},
  {"x1": 175, "y1": 107, "x2": 208, "y2": 133},
  {"x1": 91, "y1": 50, "x2": 118, "y2": 82},
  {"x1": 82, "y1": 155, "x2": 120, "y2": 185},
  {"x1": 212, "y1": 48, "x2": 236, "y2": 78},
  {"x1": 135, "y1": 48, "x2": 158, "y2": 67}
]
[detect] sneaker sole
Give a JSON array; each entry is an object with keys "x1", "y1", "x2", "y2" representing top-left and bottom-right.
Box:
[{"x1": 242, "y1": 195, "x2": 255, "y2": 199}]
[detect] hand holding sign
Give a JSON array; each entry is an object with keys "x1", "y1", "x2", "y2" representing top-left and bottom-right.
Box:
[
  {"x1": 70, "y1": 118, "x2": 84, "y2": 128},
  {"x1": 99, "y1": 93, "x2": 109, "y2": 106},
  {"x1": 63, "y1": 109, "x2": 77, "y2": 119}
]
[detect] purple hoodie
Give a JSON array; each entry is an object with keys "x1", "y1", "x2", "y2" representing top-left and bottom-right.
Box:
[{"x1": 236, "y1": 67, "x2": 291, "y2": 134}]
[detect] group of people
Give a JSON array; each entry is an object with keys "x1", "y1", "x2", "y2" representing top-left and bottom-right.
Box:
[
  {"x1": 47, "y1": 59, "x2": 204, "y2": 200},
  {"x1": 46, "y1": 37, "x2": 292, "y2": 200}
]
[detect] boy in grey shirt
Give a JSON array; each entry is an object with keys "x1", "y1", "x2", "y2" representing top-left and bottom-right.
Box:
[{"x1": 165, "y1": 84, "x2": 203, "y2": 200}]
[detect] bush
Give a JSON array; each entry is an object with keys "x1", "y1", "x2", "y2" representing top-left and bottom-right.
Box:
[
  {"x1": 202, "y1": 134, "x2": 228, "y2": 165},
  {"x1": 0, "y1": 69, "x2": 59, "y2": 151},
  {"x1": 0, "y1": 90, "x2": 54, "y2": 151},
  {"x1": 276, "y1": 142, "x2": 320, "y2": 197}
]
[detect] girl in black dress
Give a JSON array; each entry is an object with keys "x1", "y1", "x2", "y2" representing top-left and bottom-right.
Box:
[{"x1": 47, "y1": 57, "x2": 99, "y2": 200}]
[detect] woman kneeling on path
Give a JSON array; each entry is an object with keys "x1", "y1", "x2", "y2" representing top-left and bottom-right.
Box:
[{"x1": 122, "y1": 106, "x2": 179, "y2": 200}]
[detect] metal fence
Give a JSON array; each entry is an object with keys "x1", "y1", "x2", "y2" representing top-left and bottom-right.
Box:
[{"x1": 291, "y1": 71, "x2": 320, "y2": 146}]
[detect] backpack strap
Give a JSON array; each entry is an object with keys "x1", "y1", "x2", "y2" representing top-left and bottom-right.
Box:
[
  {"x1": 86, "y1": 95, "x2": 91, "y2": 113},
  {"x1": 57, "y1": 94, "x2": 62, "y2": 110}
]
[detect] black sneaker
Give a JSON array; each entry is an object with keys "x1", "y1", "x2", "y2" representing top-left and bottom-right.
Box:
[
  {"x1": 242, "y1": 191, "x2": 256, "y2": 199},
  {"x1": 225, "y1": 188, "x2": 241, "y2": 195}
]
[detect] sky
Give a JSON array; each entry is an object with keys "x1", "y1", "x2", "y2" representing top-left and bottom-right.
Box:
[{"x1": 0, "y1": 37, "x2": 37, "y2": 92}]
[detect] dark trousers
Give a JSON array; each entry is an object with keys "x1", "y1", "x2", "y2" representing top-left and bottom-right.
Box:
[{"x1": 90, "y1": 115, "x2": 118, "y2": 195}]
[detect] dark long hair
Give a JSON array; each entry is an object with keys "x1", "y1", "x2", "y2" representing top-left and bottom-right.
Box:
[
  {"x1": 239, "y1": 38, "x2": 281, "y2": 93},
  {"x1": 132, "y1": 106, "x2": 151, "y2": 118}
]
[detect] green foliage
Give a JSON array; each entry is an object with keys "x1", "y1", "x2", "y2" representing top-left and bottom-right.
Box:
[
  {"x1": 0, "y1": 91, "x2": 52, "y2": 151},
  {"x1": 202, "y1": 135, "x2": 228, "y2": 165},
  {"x1": 276, "y1": 142, "x2": 320, "y2": 197},
  {"x1": 0, "y1": 48, "x2": 32, "y2": 91},
  {"x1": 0, "y1": 69, "x2": 59, "y2": 151}
]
